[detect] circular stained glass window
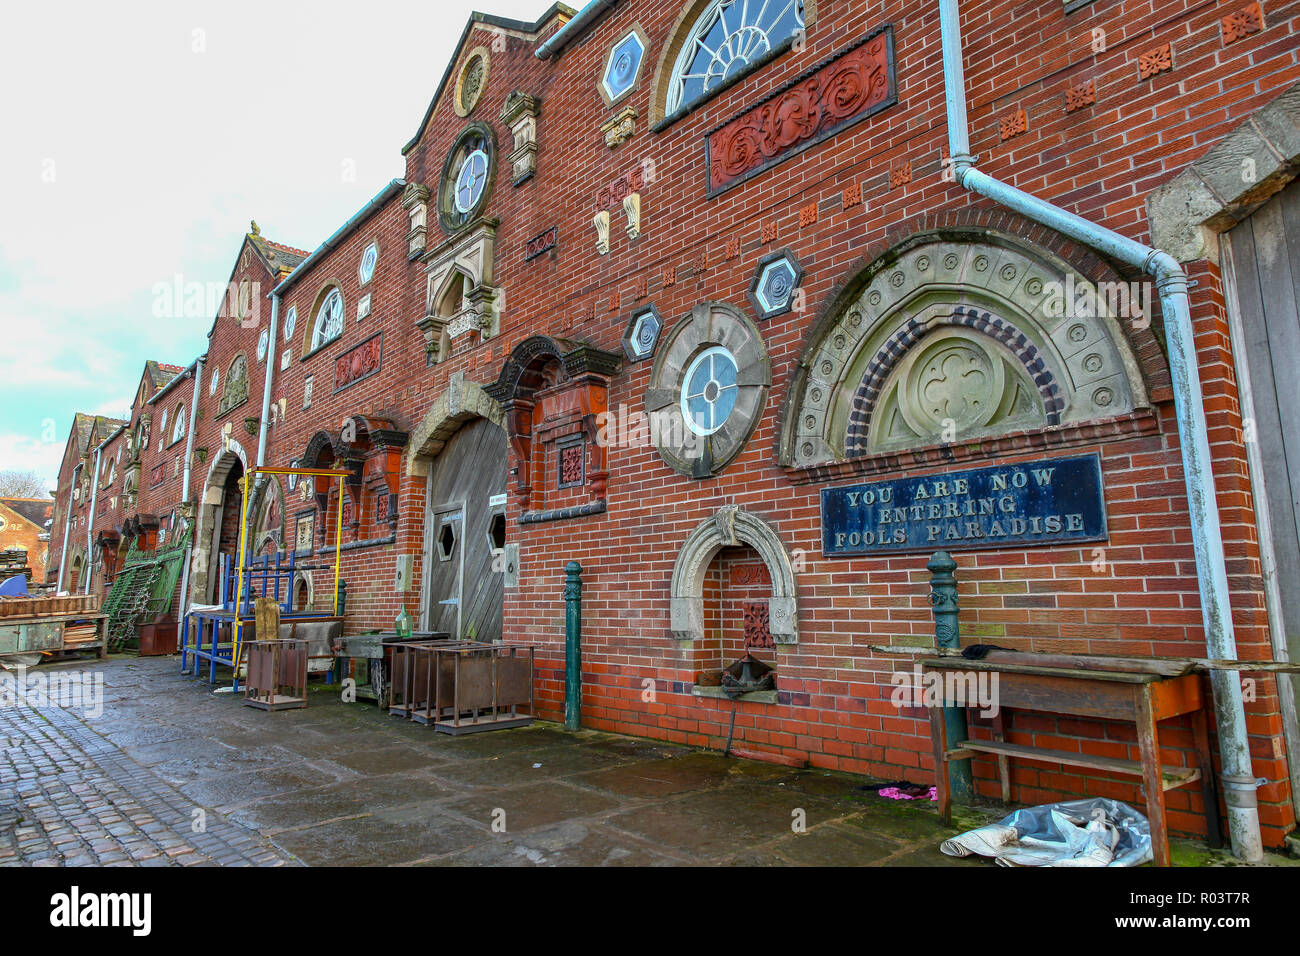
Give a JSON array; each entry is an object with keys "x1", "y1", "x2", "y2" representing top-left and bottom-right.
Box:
[
  {"x1": 454, "y1": 149, "x2": 489, "y2": 214},
  {"x1": 681, "y1": 346, "x2": 739, "y2": 436},
  {"x1": 440, "y1": 124, "x2": 494, "y2": 232}
]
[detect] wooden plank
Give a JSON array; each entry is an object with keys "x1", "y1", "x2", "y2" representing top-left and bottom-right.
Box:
[
  {"x1": 891, "y1": 644, "x2": 1300, "y2": 673},
  {"x1": 955, "y1": 739, "x2": 1200, "y2": 789},
  {"x1": 1136, "y1": 685, "x2": 1173, "y2": 866},
  {"x1": 921, "y1": 657, "x2": 1159, "y2": 683}
]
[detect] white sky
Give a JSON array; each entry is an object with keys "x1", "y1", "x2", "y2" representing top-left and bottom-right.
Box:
[{"x1": 0, "y1": 0, "x2": 549, "y2": 491}]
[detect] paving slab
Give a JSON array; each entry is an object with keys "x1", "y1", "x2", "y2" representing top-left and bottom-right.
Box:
[{"x1": 1, "y1": 656, "x2": 1273, "y2": 868}]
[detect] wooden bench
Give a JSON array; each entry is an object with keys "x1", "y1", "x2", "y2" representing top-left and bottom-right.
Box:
[{"x1": 923, "y1": 656, "x2": 1223, "y2": 867}]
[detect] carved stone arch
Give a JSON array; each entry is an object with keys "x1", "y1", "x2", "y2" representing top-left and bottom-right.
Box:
[
  {"x1": 432, "y1": 264, "x2": 476, "y2": 316},
  {"x1": 844, "y1": 305, "x2": 1065, "y2": 454},
  {"x1": 405, "y1": 373, "x2": 506, "y2": 476},
  {"x1": 190, "y1": 441, "x2": 249, "y2": 603},
  {"x1": 778, "y1": 229, "x2": 1154, "y2": 468},
  {"x1": 292, "y1": 569, "x2": 314, "y2": 612},
  {"x1": 670, "y1": 506, "x2": 798, "y2": 645},
  {"x1": 486, "y1": 335, "x2": 621, "y2": 403}
]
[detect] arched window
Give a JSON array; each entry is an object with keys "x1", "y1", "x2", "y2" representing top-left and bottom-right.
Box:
[
  {"x1": 310, "y1": 288, "x2": 344, "y2": 352},
  {"x1": 170, "y1": 403, "x2": 187, "y2": 445},
  {"x1": 666, "y1": 0, "x2": 805, "y2": 115},
  {"x1": 220, "y1": 354, "x2": 249, "y2": 415}
]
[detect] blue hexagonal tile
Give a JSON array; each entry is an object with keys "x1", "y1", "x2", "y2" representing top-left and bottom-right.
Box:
[
  {"x1": 748, "y1": 250, "x2": 805, "y2": 320},
  {"x1": 622, "y1": 304, "x2": 662, "y2": 362},
  {"x1": 602, "y1": 30, "x2": 646, "y2": 104}
]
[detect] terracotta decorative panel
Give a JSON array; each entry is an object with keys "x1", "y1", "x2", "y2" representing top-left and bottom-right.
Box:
[
  {"x1": 525, "y1": 225, "x2": 558, "y2": 261},
  {"x1": 705, "y1": 28, "x2": 896, "y2": 197},
  {"x1": 334, "y1": 333, "x2": 383, "y2": 393},
  {"x1": 558, "y1": 440, "x2": 585, "y2": 489},
  {"x1": 743, "y1": 600, "x2": 774, "y2": 649},
  {"x1": 1221, "y1": 3, "x2": 1262, "y2": 44}
]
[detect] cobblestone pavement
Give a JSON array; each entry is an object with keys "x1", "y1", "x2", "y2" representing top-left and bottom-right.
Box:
[
  {"x1": 1, "y1": 656, "x2": 1286, "y2": 867},
  {"x1": 0, "y1": 689, "x2": 294, "y2": 866}
]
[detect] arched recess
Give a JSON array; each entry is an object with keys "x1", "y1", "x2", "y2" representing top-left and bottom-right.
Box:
[
  {"x1": 778, "y1": 229, "x2": 1155, "y2": 468},
  {"x1": 670, "y1": 506, "x2": 798, "y2": 645},
  {"x1": 190, "y1": 439, "x2": 249, "y2": 604},
  {"x1": 485, "y1": 335, "x2": 620, "y2": 512}
]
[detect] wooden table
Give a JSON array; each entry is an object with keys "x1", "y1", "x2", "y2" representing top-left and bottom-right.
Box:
[
  {"x1": 923, "y1": 657, "x2": 1222, "y2": 866},
  {"x1": 0, "y1": 611, "x2": 107, "y2": 665}
]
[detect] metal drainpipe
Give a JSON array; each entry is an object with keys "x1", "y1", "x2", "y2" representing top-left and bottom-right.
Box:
[
  {"x1": 177, "y1": 357, "x2": 204, "y2": 619},
  {"x1": 256, "y1": 296, "x2": 279, "y2": 468},
  {"x1": 56, "y1": 461, "x2": 81, "y2": 592},
  {"x1": 937, "y1": 0, "x2": 1263, "y2": 860},
  {"x1": 242, "y1": 295, "x2": 280, "y2": 559},
  {"x1": 84, "y1": 444, "x2": 102, "y2": 594},
  {"x1": 181, "y1": 357, "x2": 204, "y2": 502}
]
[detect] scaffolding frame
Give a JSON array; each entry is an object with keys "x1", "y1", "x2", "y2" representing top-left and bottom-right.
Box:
[{"x1": 230, "y1": 464, "x2": 346, "y2": 677}]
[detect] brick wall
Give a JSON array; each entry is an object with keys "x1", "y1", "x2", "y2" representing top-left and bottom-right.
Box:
[{"x1": 45, "y1": 0, "x2": 1300, "y2": 845}]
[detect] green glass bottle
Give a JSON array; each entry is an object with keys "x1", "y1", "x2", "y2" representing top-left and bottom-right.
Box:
[{"x1": 394, "y1": 604, "x2": 413, "y2": 640}]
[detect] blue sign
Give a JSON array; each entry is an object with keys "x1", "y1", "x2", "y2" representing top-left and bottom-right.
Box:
[{"x1": 821, "y1": 454, "x2": 1108, "y2": 556}]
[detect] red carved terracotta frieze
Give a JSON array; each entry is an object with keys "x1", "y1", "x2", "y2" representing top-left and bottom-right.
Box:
[
  {"x1": 705, "y1": 27, "x2": 896, "y2": 197},
  {"x1": 333, "y1": 333, "x2": 383, "y2": 393}
]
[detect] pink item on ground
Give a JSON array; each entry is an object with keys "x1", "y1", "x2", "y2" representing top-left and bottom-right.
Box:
[{"x1": 878, "y1": 786, "x2": 938, "y2": 801}]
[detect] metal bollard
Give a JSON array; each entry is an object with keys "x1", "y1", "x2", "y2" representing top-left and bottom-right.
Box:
[
  {"x1": 927, "y1": 551, "x2": 974, "y2": 803},
  {"x1": 564, "y1": 561, "x2": 582, "y2": 731}
]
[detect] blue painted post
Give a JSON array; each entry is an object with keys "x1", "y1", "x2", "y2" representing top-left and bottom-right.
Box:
[
  {"x1": 564, "y1": 561, "x2": 582, "y2": 731},
  {"x1": 928, "y1": 551, "x2": 974, "y2": 803}
]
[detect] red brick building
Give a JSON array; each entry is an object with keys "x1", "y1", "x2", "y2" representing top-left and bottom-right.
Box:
[
  {"x1": 49, "y1": 0, "x2": 1300, "y2": 853},
  {"x1": 0, "y1": 497, "x2": 53, "y2": 577}
]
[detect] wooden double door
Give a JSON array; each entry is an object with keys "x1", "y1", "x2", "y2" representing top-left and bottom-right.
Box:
[{"x1": 422, "y1": 417, "x2": 507, "y2": 642}]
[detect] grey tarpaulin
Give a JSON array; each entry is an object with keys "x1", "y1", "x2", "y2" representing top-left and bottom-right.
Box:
[{"x1": 940, "y1": 797, "x2": 1153, "y2": 866}]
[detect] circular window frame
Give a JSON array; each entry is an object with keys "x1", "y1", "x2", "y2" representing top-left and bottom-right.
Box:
[
  {"x1": 438, "y1": 122, "x2": 496, "y2": 234},
  {"x1": 646, "y1": 301, "x2": 771, "y2": 478},
  {"x1": 454, "y1": 46, "x2": 490, "y2": 118}
]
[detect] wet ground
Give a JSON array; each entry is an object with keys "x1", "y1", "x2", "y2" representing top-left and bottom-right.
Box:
[{"x1": 0, "y1": 656, "x2": 1290, "y2": 866}]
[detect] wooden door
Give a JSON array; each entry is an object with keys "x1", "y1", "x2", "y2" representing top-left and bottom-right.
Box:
[
  {"x1": 422, "y1": 417, "x2": 506, "y2": 641},
  {"x1": 1225, "y1": 178, "x2": 1300, "y2": 793}
]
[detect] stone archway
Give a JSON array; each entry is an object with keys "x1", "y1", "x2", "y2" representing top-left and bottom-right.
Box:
[
  {"x1": 778, "y1": 229, "x2": 1156, "y2": 468},
  {"x1": 405, "y1": 371, "x2": 505, "y2": 477},
  {"x1": 190, "y1": 439, "x2": 249, "y2": 604},
  {"x1": 670, "y1": 506, "x2": 798, "y2": 645}
]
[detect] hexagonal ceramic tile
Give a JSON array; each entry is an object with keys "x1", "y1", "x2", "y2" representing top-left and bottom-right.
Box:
[
  {"x1": 602, "y1": 30, "x2": 646, "y2": 104},
  {"x1": 748, "y1": 250, "x2": 804, "y2": 321},
  {"x1": 621, "y1": 304, "x2": 662, "y2": 362}
]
